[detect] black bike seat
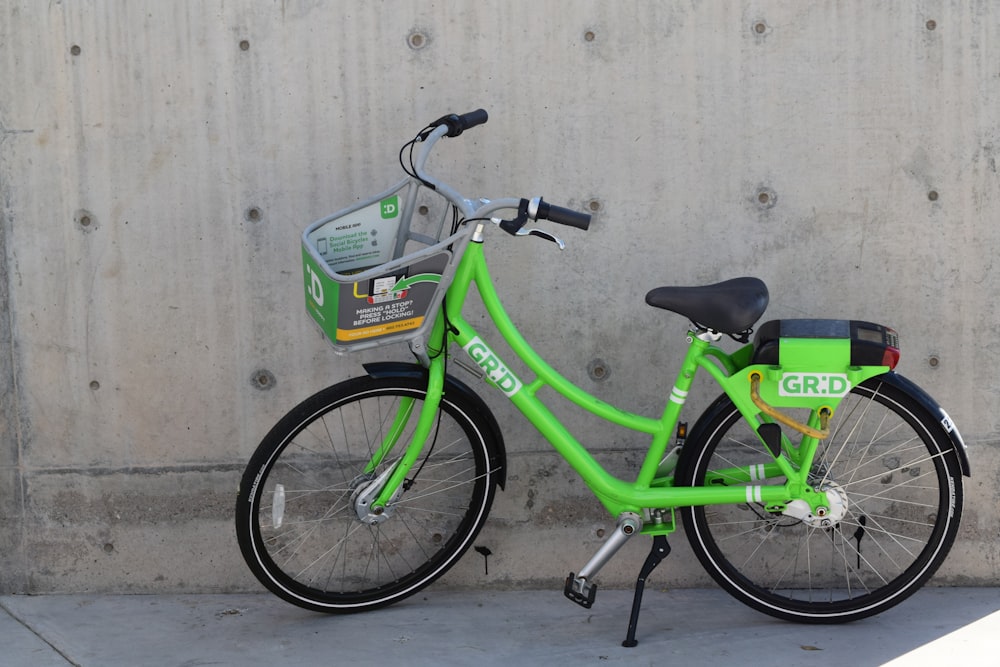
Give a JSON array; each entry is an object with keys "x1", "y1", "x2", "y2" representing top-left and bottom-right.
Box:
[{"x1": 645, "y1": 277, "x2": 769, "y2": 334}]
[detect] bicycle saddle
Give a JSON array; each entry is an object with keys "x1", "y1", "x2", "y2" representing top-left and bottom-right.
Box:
[{"x1": 645, "y1": 277, "x2": 769, "y2": 334}]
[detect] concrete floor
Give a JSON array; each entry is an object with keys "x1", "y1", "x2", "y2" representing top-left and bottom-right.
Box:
[{"x1": 2, "y1": 587, "x2": 998, "y2": 666}]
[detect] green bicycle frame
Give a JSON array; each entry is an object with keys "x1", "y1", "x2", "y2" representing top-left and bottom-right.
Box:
[{"x1": 369, "y1": 222, "x2": 890, "y2": 533}]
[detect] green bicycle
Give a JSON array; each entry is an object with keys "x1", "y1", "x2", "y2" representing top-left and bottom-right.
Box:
[{"x1": 235, "y1": 110, "x2": 969, "y2": 647}]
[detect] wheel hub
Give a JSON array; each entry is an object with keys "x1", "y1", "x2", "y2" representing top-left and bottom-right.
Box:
[
  {"x1": 351, "y1": 467, "x2": 401, "y2": 525},
  {"x1": 782, "y1": 481, "x2": 848, "y2": 528}
]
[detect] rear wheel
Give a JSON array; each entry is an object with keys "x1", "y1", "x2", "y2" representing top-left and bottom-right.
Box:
[
  {"x1": 678, "y1": 376, "x2": 963, "y2": 622},
  {"x1": 235, "y1": 375, "x2": 499, "y2": 612}
]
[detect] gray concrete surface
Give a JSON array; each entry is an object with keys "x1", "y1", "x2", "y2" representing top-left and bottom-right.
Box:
[
  {"x1": 2, "y1": 587, "x2": 999, "y2": 666},
  {"x1": 2, "y1": 1, "x2": 999, "y2": 595}
]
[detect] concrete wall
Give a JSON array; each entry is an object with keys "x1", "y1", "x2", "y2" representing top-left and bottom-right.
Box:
[{"x1": 1, "y1": 1, "x2": 998, "y2": 594}]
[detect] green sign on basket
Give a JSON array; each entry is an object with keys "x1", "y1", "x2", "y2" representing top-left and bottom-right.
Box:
[{"x1": 381, "y1": 196, "x2": 400, "y2": 219}]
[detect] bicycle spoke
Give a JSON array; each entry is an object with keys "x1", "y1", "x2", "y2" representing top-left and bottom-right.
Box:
[
  {"x1": 237, "y1": 378, "x2": 497, "y2": 610},
  {"x1": 681, "y1": 379, "x2": 961, "y2": 621}
]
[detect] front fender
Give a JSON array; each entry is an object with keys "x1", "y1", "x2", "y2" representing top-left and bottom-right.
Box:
[{"x1": 362, "y1": 361, "x2": 507, "y2": 489}]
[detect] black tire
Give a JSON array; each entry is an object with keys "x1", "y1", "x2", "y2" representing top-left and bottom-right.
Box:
[
  {"x1": 235, "y1": 375, "x2": 499, "y2": 612},
  {"x1": 677, "y1": 375, "x2": 963, "y2": 622}
]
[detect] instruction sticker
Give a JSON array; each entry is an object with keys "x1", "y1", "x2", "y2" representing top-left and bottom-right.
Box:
[
  {"x1": 303, "y1": 248, "x2": 450, "y2": 347},
  {"x1": 306, "y1": 195, "x2": 401, "y2": 274}
]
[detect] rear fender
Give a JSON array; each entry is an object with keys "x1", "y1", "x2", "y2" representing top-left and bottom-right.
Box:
[
  {"x1": 874, "y1": 372, "x2": 970, "y2": 477},
  {"x1": 363, "y1": 361, "x2": 507, "y2": 489}
]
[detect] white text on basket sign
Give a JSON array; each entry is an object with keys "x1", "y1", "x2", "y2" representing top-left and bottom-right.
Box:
[
  {"x1": 353, "y1": 302, "x2": 415, "y2": 326},
  {"x1": 306, "y1": 264, "x2": 324, "y2": 307}
]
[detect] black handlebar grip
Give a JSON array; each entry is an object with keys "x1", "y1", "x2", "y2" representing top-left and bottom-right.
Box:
[
  {"x1": 457, "y1": 108, "x2": 488, "y2": 132},
  {"x1": 442, "y1": 109, "x2": 489, "y2": 137},
  {"x1": 536, "y1": 199, "x2": 592, "y2": 230}
]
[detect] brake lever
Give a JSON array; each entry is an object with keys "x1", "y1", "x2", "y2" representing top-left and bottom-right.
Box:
[
  {"x1": 516, "y1": 228, "x2": 566, "y2": 249},
  {"x1": 489, "y1": 218, "x2": 566, "y2": 249},
  {"x1": 490, "y1": 213, "x2": 527, "y2": 235}
]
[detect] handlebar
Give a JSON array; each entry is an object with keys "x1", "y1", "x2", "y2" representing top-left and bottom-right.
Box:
[
  {"x1": 420, "y1": 109, "x2": 489, "y2": 140},
  {"x1": 529, "y1": 198, "x2": 591, "y2": 230},
  {"x1": 445, "y1": 109, "x2": 489, "y2": 136},
  {"x1": 409, "y1": 109, "x2": 593, "y2": 238}
]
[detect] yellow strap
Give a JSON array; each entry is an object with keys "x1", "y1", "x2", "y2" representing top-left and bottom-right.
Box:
[{"x1": 749, "y1": 373, "x2": 831, "y2": 440}]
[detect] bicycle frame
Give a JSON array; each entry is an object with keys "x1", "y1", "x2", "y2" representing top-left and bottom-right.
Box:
[
  {"x1": 369, "y1": 226, "x2": 885, "y2": 533},
  {"x1": 357, "y1": 124, "x2": 893, "y2": 533}
]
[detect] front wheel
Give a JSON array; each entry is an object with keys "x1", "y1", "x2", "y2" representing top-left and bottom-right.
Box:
[
  {"x1": 235, "y1": 375, "x2": 500, "y2": 612},
  {"x1": 677, "y1": 376, "x2": 963, "y2": 623}
]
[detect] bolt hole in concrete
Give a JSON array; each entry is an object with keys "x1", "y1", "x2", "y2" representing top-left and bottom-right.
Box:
[
  {"x1": 751, "y1": 18, "x2": 772, "y2": 37},
  {"x1": 929, "y1": 355, "x2": 940, "y2": 368},
  {"x1": 239, "y1": 39, "x2": 250, "y2": 51},
  {"x1": 407, "y1": 31, "x2": 427, "y2": 49},
  {"x1": 252, "y1": 369, "x2": 276, "y2": 390},
  {"x1": 70, "y1": 44, "x2": 81, "y2": 56},
  {"x1": 926, "y1": 19, "x2": 937, "y2": 30},
  {"x1": 928, "y1": 190, "x2": 939, "y2": 202},
  {"x1": 588, "y1": 359, "x2": 610, "y2": 382},
  {"x1": 90, "y1": 381, "x2": 100, "y2": 391},
  {"x1": 588, "y1": 199, "x2": 602, "y2": 212},
  {"x1": 756, "y1": 188, "x2": 777, "y2": 209},
  {"x1": 584, "y1": 30, "x2": 596, "y2": 42},
  {"x1": 75, "y1": 209, "x2": 97, "y2": 231},
  {"x1": 246, "y1": 207, "x2": 262, "y2": 222},
  {"x1": 103, "y1": 543, "x2": 114, "y2": 553}
]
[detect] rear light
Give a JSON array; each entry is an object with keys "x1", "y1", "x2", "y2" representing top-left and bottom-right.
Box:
[{"x1": 882, "y1": 345, "x2": 900, "y2": 370}]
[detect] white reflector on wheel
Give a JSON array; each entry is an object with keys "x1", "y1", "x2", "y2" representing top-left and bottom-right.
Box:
[{"x1": 272, "y1": 484, "x2": 285, "y2": 529}]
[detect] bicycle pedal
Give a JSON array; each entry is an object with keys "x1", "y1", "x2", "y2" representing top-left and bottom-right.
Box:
[{"x1": 564, "y1": 573, "x2": 597, "y2": 609}]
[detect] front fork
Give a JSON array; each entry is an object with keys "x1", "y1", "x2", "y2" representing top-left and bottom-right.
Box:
[{"x1": 358, "y1": 354, "x2": 448, "y2": 521}]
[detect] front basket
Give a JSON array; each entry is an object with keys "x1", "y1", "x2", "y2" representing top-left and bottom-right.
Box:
[{"x1": 301, "y1": 178, "x2": 472, "y2": 353}]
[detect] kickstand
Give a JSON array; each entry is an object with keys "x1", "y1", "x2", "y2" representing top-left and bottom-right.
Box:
[{"x1": 622, "y1": 535, "x2": 671, "y2": 648}]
